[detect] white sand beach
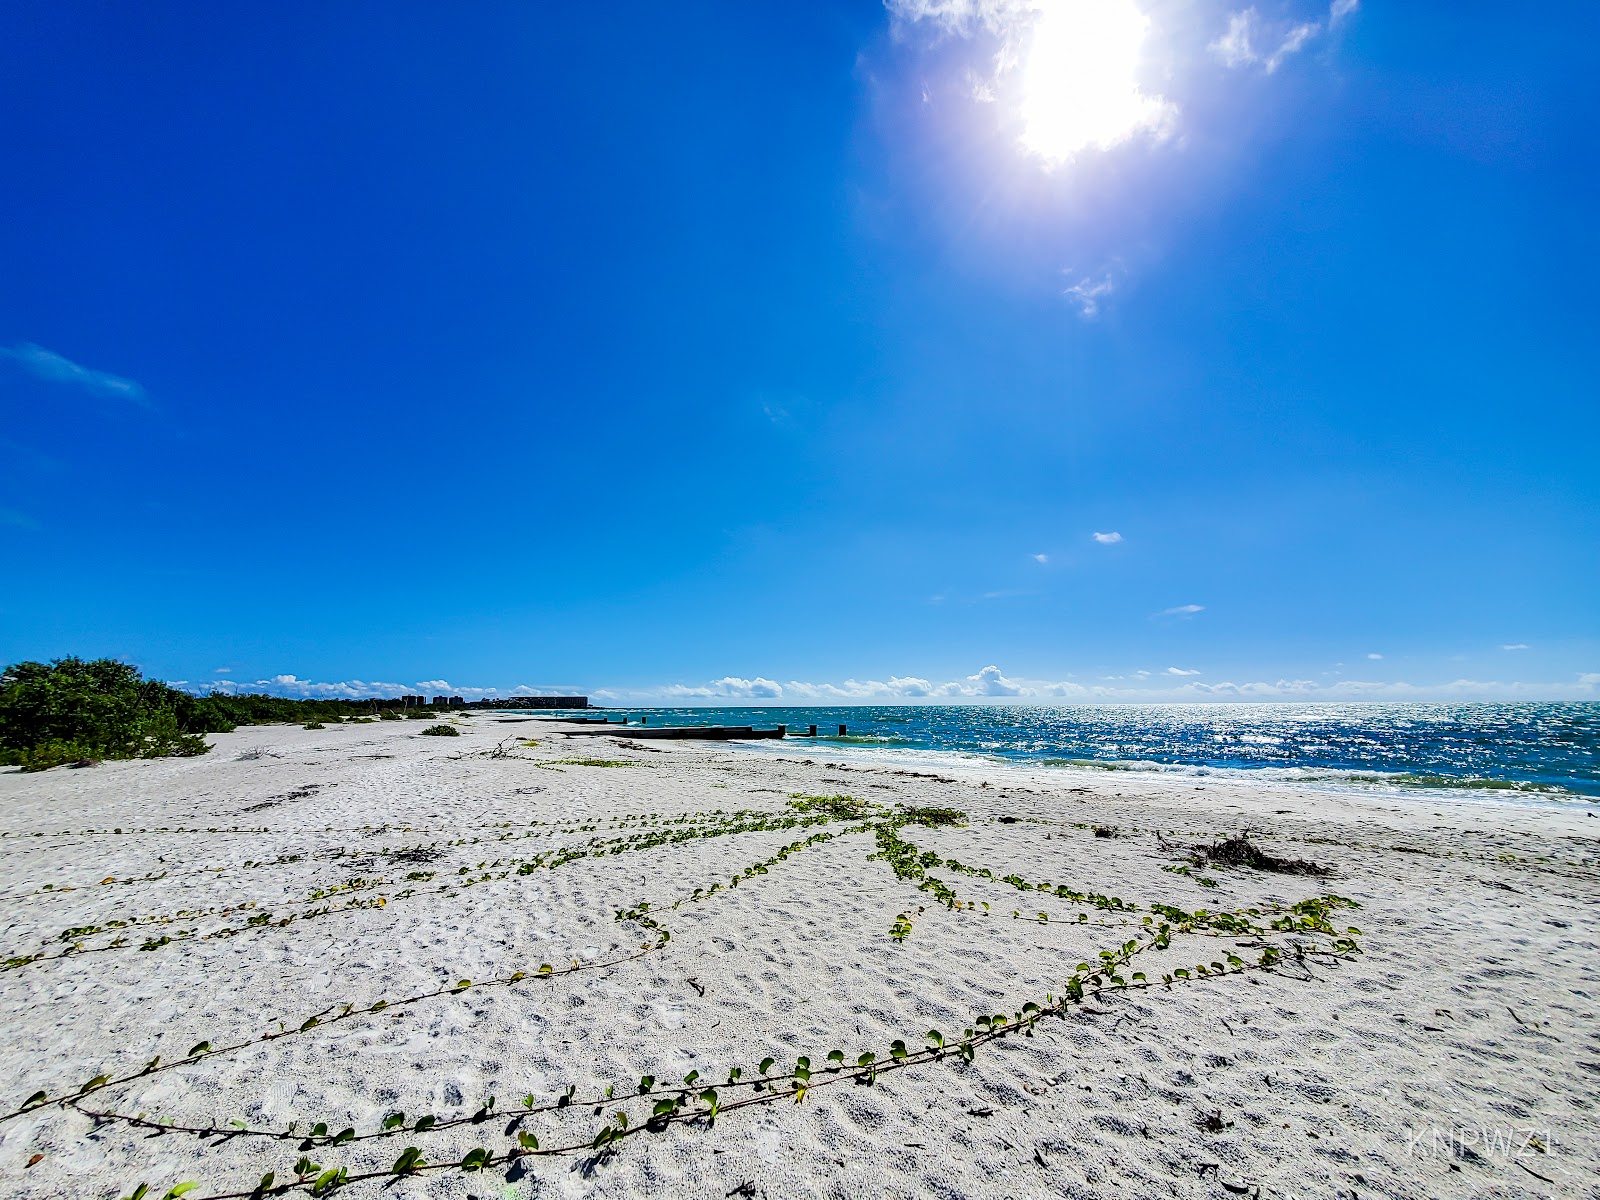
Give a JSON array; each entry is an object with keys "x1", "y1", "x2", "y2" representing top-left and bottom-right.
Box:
[{"x1": 1, "y1": 716, "x2": 1596, "y2": 1199}]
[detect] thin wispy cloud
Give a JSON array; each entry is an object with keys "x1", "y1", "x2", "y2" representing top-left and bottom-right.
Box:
[
  {"x1": 1366, "y1": 652, "x2": 1383, "y2": 660},
  {"x1": 1157, "y1": 603, "x2": 1204, "y2": 617},
  {"x1": 1092, "y1": 531, "x2": 1123, "y2": 545},
  {"x1": 1500, "y1": 644, "x2": 1529, "y2": 651},
  {"x1": 1210, "y1": 1, "x2": 1357, "y2": 74},
  {"x1": 1166, "y1": 666, "x2": 1200, "y2": 676},
  {"x1": 1064, "y1": 273, "x2": 1114, "y2": 318},
  {"x1": 1031, "y1": 553, "x2": 1049, "y2": 563},
  {"x1": 1, "y1": 343, "x2": 150, "y2": 407}
]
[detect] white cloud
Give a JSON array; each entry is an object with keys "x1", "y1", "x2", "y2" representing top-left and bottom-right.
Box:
[
  {"x1": 610, "y1": 664, "x2": 1600, "y2": 706},
  {"x1": 213, "y1": 667, "x2": 231, "y2": 674},
  {"x1": 888, "y1": 0, "x2": 1178, "y2": 168},
  {"x1": 1209, "y1": 10, "x2": 1257, "y2": 68},
  {"x1": 0, "y1": 343, "x2": 149, "y2": 407},
  {"x1": 1500, "y1": 644, "x2": 1529, "y2": 651},
  {"x1": 1091, "y1": 531, "x2": 1123, "y2": 544},
  {"x1": 968, "y1": 664, "x2": 1025, "y2": 695},
  {"x1": 1065, "y1": 273, "x2": 1114, "y2": 317},
  {"x1": 1157, "y1": 603, "x2": 1204, "y2": 617},
  {"x1": 1210, "y1": 3, "x2": 1352, "y2": 74},
  {"x1": 1366, "y1": 652, "x2": 1383, "y2": 660},
  {"x1": 175, "y1": 675, "x2": 580, "y2": 701},
  {"x1": 1032, "y1": 553, "x2": 1049, "y2": 563},
  {"x1": 663, "y1": 676, "x2": 785, "y2": 701}
]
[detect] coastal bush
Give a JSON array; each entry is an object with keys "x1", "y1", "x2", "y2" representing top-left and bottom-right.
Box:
[
  {"x1": 0, "y1": 657, "x2": 445, "y2": 770},
  {"x1": 0, "y1": 658, "x2": 210, "y2": 770},
  {"x1": 419, "y1": 724, "x2": 460, "y2": 737}
]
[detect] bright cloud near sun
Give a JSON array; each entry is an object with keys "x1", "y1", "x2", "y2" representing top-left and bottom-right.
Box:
[
  {"x1": 1016, "y1": 0, "x2": 1177, "y2": 165},
  {"x1": 889, "y1": 0, "x2": 1177, "y2": 168}
]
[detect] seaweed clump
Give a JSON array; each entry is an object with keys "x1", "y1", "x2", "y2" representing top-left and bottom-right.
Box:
[{"x1": 1192, "y1": 833, "x2": 1330, "y2": 877}]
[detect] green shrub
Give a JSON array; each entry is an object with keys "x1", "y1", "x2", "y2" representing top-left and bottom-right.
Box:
[
  {"x1": 304, "y1": 722, "x2": 325, "y2": 730},
  {"x1": 0, "y1": 658, "x2": 210, "y2": 769},
  {"x1": 405, "y1": 710, "x2": 435, "y2": 720},
  {"x1": 378, "y1": 711, "x2": 402, "y2": 721},
  {"x1": 420, "y1": 724, "x2": 460, "y2": 737},
  {"x1": 12, "y1": 740, "x2": 104, "y2": 772}
]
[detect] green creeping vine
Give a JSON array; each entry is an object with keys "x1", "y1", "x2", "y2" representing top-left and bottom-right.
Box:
[
  {"x1": 11, "y1": 810, "x2": 749, "y2": 904},
  {"x1": 57, "y1": 830, "x2": 849, "y2": 1157},
  {"x1": 1, "y1": 826, "x2": 844, "y2": 1124},
  {"x1": 97, "y1": 935, "x2": 1359, "y2": 1200},
  {"x1": 4, "y1": 809, "x2": 838, "y2": 970},
  {"x1": 3, "y1": 794, "x2": 1365, "y2": 1200}
]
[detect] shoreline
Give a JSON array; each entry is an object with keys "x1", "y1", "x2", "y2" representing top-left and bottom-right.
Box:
[
  {"x1": 1, "y1": 716, "x2": 1596, "y2": 1198},
  {"x1": 730, "y1": 737, "x2": 1600, "y2": 836}
]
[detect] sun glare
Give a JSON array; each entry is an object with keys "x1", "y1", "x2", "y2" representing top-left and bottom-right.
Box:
[{"x1": 1017, "y1": 0, "x2": 1175, "y2": 166}]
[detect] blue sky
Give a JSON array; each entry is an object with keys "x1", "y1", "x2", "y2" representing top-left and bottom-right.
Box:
[{"x1": 1, "y1": 1, "x2": 1596, "y2": 704}]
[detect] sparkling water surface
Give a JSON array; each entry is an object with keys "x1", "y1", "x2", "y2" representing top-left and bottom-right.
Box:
[{"x1": 531, "y1": 703, "x2": 1600, "y2": 802}]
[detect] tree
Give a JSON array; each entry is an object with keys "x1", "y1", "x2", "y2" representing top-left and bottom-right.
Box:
[{"x1": 0, "y1": 657, "x2": 211, "y2": 771}]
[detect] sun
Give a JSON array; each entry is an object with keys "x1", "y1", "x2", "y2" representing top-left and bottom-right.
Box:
[{"x1": 1016, "y1": 0, "x2": 1176, "y2": 166}]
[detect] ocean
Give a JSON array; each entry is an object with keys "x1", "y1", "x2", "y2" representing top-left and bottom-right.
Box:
[{"x1": 574, "y1": 702, "x2": 1600, "y2": 803}]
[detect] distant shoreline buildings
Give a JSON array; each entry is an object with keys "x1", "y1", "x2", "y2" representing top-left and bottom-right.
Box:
[{"x1": 395, "y1": 694, "x2": 588, "y2": 710}]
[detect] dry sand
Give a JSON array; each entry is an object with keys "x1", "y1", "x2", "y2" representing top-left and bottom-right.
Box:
[{"x1": 0, "y1": 715, "x2": 1596, "y2": 1200}]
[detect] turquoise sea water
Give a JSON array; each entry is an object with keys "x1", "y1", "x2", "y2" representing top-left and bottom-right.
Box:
[{"x1": 554, "y1": 703, "x2": 1600, "y2": 802}]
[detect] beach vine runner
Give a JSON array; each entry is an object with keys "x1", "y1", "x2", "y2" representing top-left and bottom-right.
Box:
[{"x1": 0, "y1": 793, "x2": 1362, "y2": 1200}]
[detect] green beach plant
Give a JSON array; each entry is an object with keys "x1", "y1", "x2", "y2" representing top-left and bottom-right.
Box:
[{"x1": 8, "y1": 790, "x2": 1370, "y2": 1200}]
